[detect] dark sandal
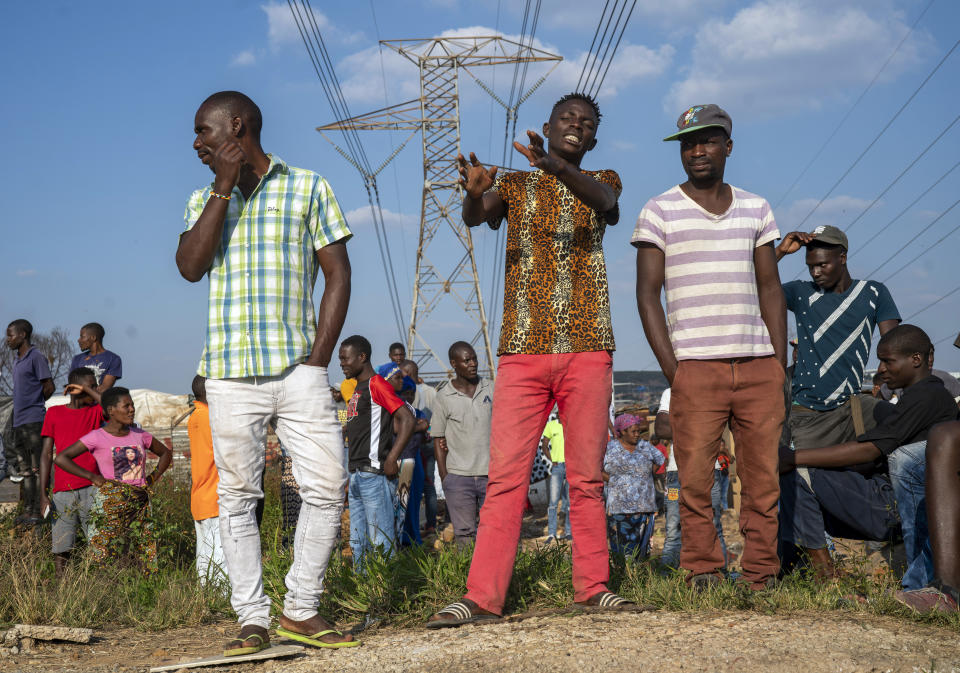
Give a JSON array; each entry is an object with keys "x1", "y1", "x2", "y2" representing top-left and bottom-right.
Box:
[
  {"x1": 425, "y1": 601, "x2": 500, "y2": 629},
  {"x1": 575, "y1": 591, "x2": 638, "y2": 612},
  {"x1": 224, "y1": 625, "x2": 270, "y2": 657}
]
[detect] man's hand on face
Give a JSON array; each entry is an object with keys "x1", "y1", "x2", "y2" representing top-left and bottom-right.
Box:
[
  {"x1": 457, "y1": 152, "x2": 498, "y2": 199},
  {"x1": 514, "y1": 130, "x2": 566, "y2": 176},
  {"x1": 212, "y1": 139, "x2": 247, "y2": 193}
]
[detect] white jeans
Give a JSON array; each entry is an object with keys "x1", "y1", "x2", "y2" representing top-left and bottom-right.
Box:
[
  {"x1": 206, "y1": 364, "x2": 346, "y2": 628},
  {"x1": 194, "y1": 516, "x2": 226, "y2": 585}
]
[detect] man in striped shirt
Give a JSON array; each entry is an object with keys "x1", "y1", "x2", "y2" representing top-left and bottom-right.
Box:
[
  {"x1": 633, "y1": 104, "x2": 787, "y2": 590},
  {"x1": 177, "y1": 91, "x2": 355, "y2": 653}
]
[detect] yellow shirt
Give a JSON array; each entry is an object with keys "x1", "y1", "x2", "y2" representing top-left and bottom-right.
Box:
[{"x1": 542, "y1": 419, "x2": 565, "y2": 463}]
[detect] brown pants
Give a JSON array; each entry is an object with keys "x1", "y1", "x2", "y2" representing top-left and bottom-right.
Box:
[{"x1": 672, "y1": 356, "x2": 785, "y2": 586}]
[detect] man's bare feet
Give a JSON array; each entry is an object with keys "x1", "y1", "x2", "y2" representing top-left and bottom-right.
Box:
[{"x1": 277, "y1": 613, "x2": 354, "y2": 645}]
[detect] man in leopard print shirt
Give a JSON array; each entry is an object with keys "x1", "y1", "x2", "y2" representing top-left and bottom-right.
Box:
[{"x1": 428, "y1": 93, "x2": 629, "y2": 628}]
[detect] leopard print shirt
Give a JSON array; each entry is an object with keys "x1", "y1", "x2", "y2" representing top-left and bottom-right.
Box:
[{"x1": 490, "y1": 168, "x2": 621, "y2": 356}]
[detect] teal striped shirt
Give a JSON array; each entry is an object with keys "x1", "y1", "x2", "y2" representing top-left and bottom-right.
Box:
[{"x1": 183, "y1": 155, "x2": 352, "y2": 379}]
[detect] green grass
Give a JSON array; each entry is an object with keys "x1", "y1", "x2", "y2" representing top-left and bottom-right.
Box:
[{"x1": 1, "y1": 468, "x2": 957, "y2": 632}]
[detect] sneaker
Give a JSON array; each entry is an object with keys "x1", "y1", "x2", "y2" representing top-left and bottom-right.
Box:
[
  {"x1": 544, "y1": 535, "x2": 557, "y2": 546},
  {"x1": 8, "y1": 474, "x2": 23, "y2": 483},
  {"x1": 893, "y1": 586, "x2": 959, "y2": 614}
]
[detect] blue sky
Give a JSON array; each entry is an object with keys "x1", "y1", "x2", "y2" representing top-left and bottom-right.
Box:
[{"x1": 3, "y1": 0, "x2": 959, "y2": 393}]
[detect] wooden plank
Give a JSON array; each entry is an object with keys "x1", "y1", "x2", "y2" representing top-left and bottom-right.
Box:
[{"x1": 148, "y1": 644, "x2": 304, "y2": 672}]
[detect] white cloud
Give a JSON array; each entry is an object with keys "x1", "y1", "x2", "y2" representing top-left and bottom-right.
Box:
[
  {"x1": 344, "y1": 205, "x2": 419, "y2": 233},
  {"x1": 776, "y1": 195, "x2": 873, "y2": 232},
  {"x1": 230, "y1": 50, "x2": 257, "y2": 67},
  {"x1": 261, "y1": 2, "x2": 329, "y2": 48},
  {"x1": 611, "y1": 140, "x2": 637, "y2": 151},
  {"x1": 666, "y1": 0, "x2": 932, "y2": 118},
  {"x1": 15, "y1": 269, "x2": 36, "y2": 277}
]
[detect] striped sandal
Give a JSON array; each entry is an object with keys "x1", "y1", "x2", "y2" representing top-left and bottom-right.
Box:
[
  {"x1": 425, "y1": 601, "x2": 500, "y2": 629},
  {"x1": 575, "y1": 591, "x2": 638, "y2": 612}
]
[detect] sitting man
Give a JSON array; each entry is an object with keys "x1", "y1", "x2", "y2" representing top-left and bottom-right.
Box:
[{"x1": 778, "y1": 324, "x2": 959, "y2": 581}]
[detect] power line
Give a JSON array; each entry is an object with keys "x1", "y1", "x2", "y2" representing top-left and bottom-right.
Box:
[
  {"x1": 287, "y1": 0, "x2": 406, "y2": 339},
  {"x1": 577, "y1": 0, "x2": 611, "y2": 92},
  {"x1": 773, "y1": 0, "x2": 936, "y2": 209},
  {"x1": 576, "y1": 0, "x2": 638, "y2": 97},
  {"x1": 903, "y1": 282, "x2": 960, "y2": 321},
  {"x1": 873, "y1": 197, "x2": 960, "y2": 281},
  {"x1": 844, "y1": 112, "x2": 960, "y2": 235},
  {"x1": 586, "y1": 0, "x2": 638, "y2": 97},
  {"x1": 847, "y1": 158, "x2": 960, "y2": 261},
  {"x1": 791, "y1": 35, "x2": 960, "y2": 231}
]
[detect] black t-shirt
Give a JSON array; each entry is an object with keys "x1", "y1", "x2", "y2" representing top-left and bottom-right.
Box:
[
  {"x1": 858, "y1": 375, "x2": 959, "y2": 456},
  {"x1": 345, "y1": 375, "x2": 404, "y2": 471}
]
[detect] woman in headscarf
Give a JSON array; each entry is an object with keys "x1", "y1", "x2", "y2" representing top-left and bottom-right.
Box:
[{"x1": 602, "y1": 413, "x2": 665, "y2": 558}]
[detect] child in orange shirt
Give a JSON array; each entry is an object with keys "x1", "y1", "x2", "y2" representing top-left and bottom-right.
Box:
[{"x1": 189, "y1": 375, "x2": 224, "y2": 585}]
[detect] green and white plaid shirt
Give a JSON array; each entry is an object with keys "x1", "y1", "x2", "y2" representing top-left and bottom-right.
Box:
[{"x1": 183, "y1": 155, "x2": 352, "y2": 379}]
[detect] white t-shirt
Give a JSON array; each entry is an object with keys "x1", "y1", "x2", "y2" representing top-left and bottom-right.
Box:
[{"x1": 657, "y1": 387, "x2": 721, "y2": 472}]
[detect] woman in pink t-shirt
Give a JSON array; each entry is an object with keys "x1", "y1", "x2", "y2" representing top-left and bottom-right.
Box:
[{"x1": 55, "y1": 387, "x2": 171, "y2": 573}]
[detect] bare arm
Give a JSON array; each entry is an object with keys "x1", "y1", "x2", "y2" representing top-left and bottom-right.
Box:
[
  {"x1": 96, "y1": 374, "x2": 117, "y2": 393},
  {"x1": 434, "y1": 436, "x2": 449, "y2": 480},
  {"x1": 41, "y1": 378, "x2": 55, "y2": 400},
  {"x1": 654, "y1": 412, "x2": 672, "y2": 440},
  {"x1": 305, "y1": 240, "x2": 351, "y2": 367},
  {"x1": 755, "y1": 242, "x2": 788, "y2": 371},
  {"x1": 146, "y1": 437, "x2": 172, "y2": 487},
  {"x1": 382, "y1": 405, "x2": 415, "y2": 478},
  {"x1": 878, "y1": 319, "x2": 901, "y2": 336},
  {"x1": 64, "y1": 383, "x2": 101, "y2": 405},
  {"x1": 54, "y1": 441, "x2": 104, "y2": 487},
  {"x1": 175, "y1": 140, "x2": 245, "y2": 282},
  {"x1": 514, "y1": 132, "x2": 618, "y2": 219},
  {"x1": 635, "y1": 244, "x2": 678, "y2": 384},
  {"x1": 775, "y1": 231, "x2": 813, "y2": 261},
  {"x1": 457, "y1": 152, "x2": 506, "y2": 227},
  {"x1": 780, "y1": 441, "x2": 882, "y2": 472}
]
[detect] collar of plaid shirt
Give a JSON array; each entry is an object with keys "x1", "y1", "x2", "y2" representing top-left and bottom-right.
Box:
[{"x1": 183, "y1": 154, "x2": 353, "y2": 379}]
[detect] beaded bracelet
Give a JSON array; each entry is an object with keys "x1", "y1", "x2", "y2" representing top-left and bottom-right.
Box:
[{"x1": 210, "y1": 190, "x2": 232, "y2": 200}]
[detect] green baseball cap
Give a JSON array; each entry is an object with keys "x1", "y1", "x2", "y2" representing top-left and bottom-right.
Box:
[{"x1": 664, "y1": 104, "x2": 732, "y2": 142}]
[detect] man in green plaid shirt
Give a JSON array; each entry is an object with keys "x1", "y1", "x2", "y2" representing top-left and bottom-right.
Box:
[{"x1": 177, "y1": 91, "x2": 357, "y2": 654}]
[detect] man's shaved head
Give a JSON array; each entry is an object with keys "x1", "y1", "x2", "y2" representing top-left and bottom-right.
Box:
[
  {"x1": 200, "y1": 91, "x2": 263, "y2": 139},
  {"x1": 878, "y1": 324, "x2": 932, "y2": 359}
]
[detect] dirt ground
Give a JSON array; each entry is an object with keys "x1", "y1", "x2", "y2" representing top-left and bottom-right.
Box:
[{"x1": 1, "y1": 506, "x2": 955, "y2": 673}]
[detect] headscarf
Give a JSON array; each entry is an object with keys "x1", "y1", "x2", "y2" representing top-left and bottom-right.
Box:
[
  {"x1": 378, "y1": 363, "x2": 402, "y2": 380},
  {"x1": 613, "y1": 413, "x2": 643, "y2": 438}
]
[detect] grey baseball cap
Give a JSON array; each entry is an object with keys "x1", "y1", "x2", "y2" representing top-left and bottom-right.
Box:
[
  {"x1": 664, "y1": 104, "x2": 732, "y2": 141},
  {"x1": 810, "y1": 225, "x2": 849, "y2": 250}
]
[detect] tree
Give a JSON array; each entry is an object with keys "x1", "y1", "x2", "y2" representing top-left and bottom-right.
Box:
[{"x1": 0, "y1": 326, "x2": 74, "y2": 396}]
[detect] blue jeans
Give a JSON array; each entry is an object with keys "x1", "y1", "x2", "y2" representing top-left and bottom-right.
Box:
[
  {"x1": 887, "y1": 440, "x2": 933, "y2": 590},
  {"x1": 547, "y1": 462, "x2": 570, "y2": 538},
  {"x1": 662, "y1": 471, "x2": 682, "y2": 568},
  {"x1": 402, "y1": 453, "x2": 425, "y2": 546},
  {"x1": 348, "y1": 471, "x2": 397, "y2": 570},
  {"x1": 712, "y1": 469, "x2": 730, "y2": 567}
]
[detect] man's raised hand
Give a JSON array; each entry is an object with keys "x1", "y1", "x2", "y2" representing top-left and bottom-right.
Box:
[
  {"x1": 514, "y1": 130, "x2": 565, "y2": 175},
  {"x1": 776, "y1": 231, "x2": 815, "y2": 260},
  {"x1": 212, "y1": 140, "x2": 247, "y2": 193},
  {"x1": 457, "y1": 152, "x2": 497, "y2": 199}
]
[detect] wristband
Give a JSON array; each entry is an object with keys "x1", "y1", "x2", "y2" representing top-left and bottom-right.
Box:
[{"x1": 210, "y1": 190, "x2": 232, "y2": 201}]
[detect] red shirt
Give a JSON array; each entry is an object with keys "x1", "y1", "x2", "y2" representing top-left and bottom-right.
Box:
[
  {"x1": 654, "y1": 442, "x2": 669, "y2": 475},
  {"x1": 41, "y1": 404, "x2": 104, "y2": 492}
]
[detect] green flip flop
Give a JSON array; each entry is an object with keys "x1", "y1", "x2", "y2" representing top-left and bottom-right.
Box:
[
  {"x1": 275, "y1": 627, "x2": 360, "y2": 649},
  {"x1": 224, "y1": 631, "x2": 270, "y2": 657}
]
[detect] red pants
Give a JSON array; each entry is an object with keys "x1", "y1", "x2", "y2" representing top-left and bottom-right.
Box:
[
  {"x1": 465, "y1": 351, "x2": 612, "y2": 614},
  {"x1": 672, "y1": 356, "x2": 784, "y2": 587}
]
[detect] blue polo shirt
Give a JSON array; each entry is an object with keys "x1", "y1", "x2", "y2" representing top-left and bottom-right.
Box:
[
  {"x1": 784, "y1": 279, "x2": 899, "y2": 411},
  {"x1": 13, "y1": 346, "x2": 52, "y2": 426}
]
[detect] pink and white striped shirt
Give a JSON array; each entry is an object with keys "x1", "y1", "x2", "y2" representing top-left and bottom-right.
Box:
[{"x1": 631, "y1": 185, "x2": 779, "y2": 361}]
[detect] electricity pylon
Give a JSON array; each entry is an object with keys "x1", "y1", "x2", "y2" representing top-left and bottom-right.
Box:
[{"x1": 318, "y1": 36, "x2": 562, "y2": 379}]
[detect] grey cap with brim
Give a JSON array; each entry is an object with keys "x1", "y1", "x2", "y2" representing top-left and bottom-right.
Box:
[{"x1": 664, "y1": 104, "x2": 732, "y2": 142}]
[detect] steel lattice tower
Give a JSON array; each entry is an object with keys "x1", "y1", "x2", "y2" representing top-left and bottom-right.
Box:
[{"x1": 318, "y1": 36, "x2": 561, "y2": 379}]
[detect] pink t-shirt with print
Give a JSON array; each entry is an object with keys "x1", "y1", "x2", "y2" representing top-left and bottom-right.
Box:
[{"x1": 78, "y1": 427, "x2": 154, "y2": 487}]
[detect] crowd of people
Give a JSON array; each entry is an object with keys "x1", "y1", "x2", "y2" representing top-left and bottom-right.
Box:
[{"x1": 4, "y1": 88, "x2": 959, "y2": 658}]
